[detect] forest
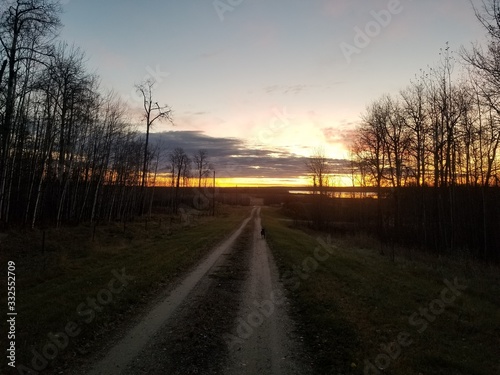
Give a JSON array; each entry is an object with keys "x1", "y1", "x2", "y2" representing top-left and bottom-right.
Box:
[
  {"x1": 344, "y1": 3, "x2": 500, "y2": 263},
  {"x1": 0, "y1": 1, "x2": 217, "y2": 229},
  {"x1": 292, "y1": 3, "x2": 500, "y2": 263}
]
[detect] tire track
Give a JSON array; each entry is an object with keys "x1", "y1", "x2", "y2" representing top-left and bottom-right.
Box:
[
  {"x1": 85, "y1": 207, "x2": 256, "y2": 375},
  {"x1": 84, "y1": 206, "x2": 310, "y2": 374},
  {"x1": 224, "y1": 207, "x2": 310, "y2": 375}
]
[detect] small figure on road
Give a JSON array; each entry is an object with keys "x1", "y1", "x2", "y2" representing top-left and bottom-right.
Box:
[{"x1": 261, "y1": 227, "x2": 266, "y2": 239}]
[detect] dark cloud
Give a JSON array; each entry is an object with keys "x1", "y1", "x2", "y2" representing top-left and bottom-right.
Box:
[{"x1": 146, "y1": 131, "x2": 350, "y2": 179}]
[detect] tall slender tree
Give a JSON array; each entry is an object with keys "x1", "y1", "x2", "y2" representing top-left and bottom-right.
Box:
[
  {"x1": 135, "y1": 79, "x2": 172, "y2": 189},
  {"x1": 193, "y1": 149, "x2": 210, "y2": 188},
  {"x1": 0, "y1": 0, "x2": 61, "y2": 223}
]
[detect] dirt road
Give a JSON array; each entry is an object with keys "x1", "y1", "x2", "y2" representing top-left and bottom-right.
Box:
[{"x1": 82, "y1": 207, "x2": 310, "y2": 375}]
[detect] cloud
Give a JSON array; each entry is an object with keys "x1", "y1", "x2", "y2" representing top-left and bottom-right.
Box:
[
  {"x1": 182, "y1": 110, "x2": 208, "y2": 116},
  {"x1": 264, "y1": 84, "x2": 315, "y2": 95},
  {"x1": 263, "y1": 83, "x2": 343, "y2": 96},
  {"x1": 197, "y1": 48, "x2": 227, "y2": 60},
  {"x1": 146, "y1": 131, "x2": 350, "y2": 179},
  {"x1": 322, "y1": 124, "x2": 358, "y2": 148}
]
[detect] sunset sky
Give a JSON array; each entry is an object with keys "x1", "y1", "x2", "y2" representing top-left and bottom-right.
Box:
[{"x1": 59, "y1": 0, "x2": 487, "y2": 186}]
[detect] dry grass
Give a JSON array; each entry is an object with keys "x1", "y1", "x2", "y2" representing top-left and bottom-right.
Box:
[
  {"x1": 262, "y1": 206, "x2": 500, "y2": 375},
  {"x1": 0, "y1": 205, "x2": 251, "y2": 373}
]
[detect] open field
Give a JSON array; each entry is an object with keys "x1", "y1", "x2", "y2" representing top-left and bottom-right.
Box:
[
  {"x1": 261, "y1": 206, "x2": 500, "y2": 375},
  {"x1": 0, "y1": 205, "x2": 251, "y2": 372}
]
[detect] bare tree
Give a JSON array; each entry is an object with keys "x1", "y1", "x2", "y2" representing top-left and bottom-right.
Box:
[
  {"x1": 305, "y1": 147, "x2": 330, "y2": 195},
  {"x1": 305, "y1": 148, "x2": 331, "y2": 229},
  {"x1": 135, "y1": 79, "x2": 172, "y2": 189},
  {"x1": 400, "y1": 79, "x2": 429, "y2": 187},
  {"x1": 462, "y1": 0, "x2": 500, "y2": 187},
  {"x1": 354, "y1": 100, "x2": 390, "y2": 189},
  {"x1": 193, "y1": 149, "x2": 210, "y2": 188},
  {"x1": 0, "y1": 0, "x2": 61, "y2": 223},
  {"x1": 169, "y1": 147, "x2": 190, "y2": 214}
]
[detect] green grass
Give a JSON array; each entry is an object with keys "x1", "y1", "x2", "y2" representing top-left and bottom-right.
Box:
[
  {"x1": 0, "y1": 205, "x2": 251, "y2": 372},
  {"x1": 261, "y1": 206, "x2": 500, "y2": 375}
]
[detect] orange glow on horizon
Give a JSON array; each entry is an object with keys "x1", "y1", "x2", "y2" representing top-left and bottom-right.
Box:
[
  {"x1": 216, "y1": 177, "x2": 309, "y2": 187},
  {"x1": 215, "y1": 175, "x2": 354, "y2": 188},
  {"x1": 152, "y1": 174, "x2": 354, "y2": 188}
]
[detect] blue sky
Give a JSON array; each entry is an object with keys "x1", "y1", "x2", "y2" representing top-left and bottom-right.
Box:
[{"x1": 58, "y1": 0, "x2": 487, "y2": 183}]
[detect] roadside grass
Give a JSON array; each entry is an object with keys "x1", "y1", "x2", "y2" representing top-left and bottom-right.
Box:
[
  {"x1": 261, "y1": 206, "x2": 500, "y2": 375},
  {"x1": 0, "y1": 205, "x2": 251, "y2": 373}
]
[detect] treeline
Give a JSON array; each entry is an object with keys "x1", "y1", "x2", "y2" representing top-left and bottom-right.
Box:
[
  {"x1": 352, "y1": 47, "x2": 499, "y2": 188},
  {"x1": 347, "y1": 2, "x2": 500, "y2": 262},
  {"x1": 0, "y1": 1, "x2": 213, "y2": 229},
  {"x1": 0, "y1": 1, "x2": 141, "y2": 228}
]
